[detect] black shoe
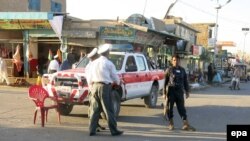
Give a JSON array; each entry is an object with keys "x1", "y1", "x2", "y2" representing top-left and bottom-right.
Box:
[
  {"x1": 112, "y1": 130, "x2": 123, "y2": 136},
  {"x1": 89, "y1": 132, "x2": 96, "y2": 136}
]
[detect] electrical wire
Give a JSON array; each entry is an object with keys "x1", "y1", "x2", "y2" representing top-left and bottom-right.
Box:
[{"x1": 177, "y1": 0, "x2": 250, "y2": 25}]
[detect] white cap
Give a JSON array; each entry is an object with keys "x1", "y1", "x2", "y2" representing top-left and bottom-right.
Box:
[
  {"x1": 97, "y1": 44, "x2": 111, "y2": 54},
  {"x1": 54, "y1": 54, "x2": 58, "y2": 59},
  {"x1": 87, "y1": 48, "x2": 98, "y2": 58}
]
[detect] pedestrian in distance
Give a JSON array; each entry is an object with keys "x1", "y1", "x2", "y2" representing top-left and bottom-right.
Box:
[
  {"x1": 230, "y1": 65, "x2": 242, "y2": 90},
  {"x1": 85, "y1": 48, "x2": 105, "y2": 132},
  {"x1": 47, "y1": 55, "x2": 60, "y2": 74},
  {"x1": 163, "y1": 54, "x2": 195, "y2": 131},
  {"x1": 67, "y1": 47, "x2": 78, "y2": 66},
  {"x1": 207, "y1": 63, "x2": 213, "y2": 84},
  {"x1": 88, "y1": 43, "x2": 123, "y2": 136}
]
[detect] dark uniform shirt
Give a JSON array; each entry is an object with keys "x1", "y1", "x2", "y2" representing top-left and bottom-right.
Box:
[{"x1": 163, "y1": 66, "x2": 189, "y2": 95}]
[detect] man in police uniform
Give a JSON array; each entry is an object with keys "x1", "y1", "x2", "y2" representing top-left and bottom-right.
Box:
[
  {"x1": 163, "y1": 54, "x2": 195, "y2": 131},
  {"x1": 88, "y1": 44, "x2": 123, "y2": 136},
  {"x1": 85, "y1": 48, "x2": 106, "y2": 132}
]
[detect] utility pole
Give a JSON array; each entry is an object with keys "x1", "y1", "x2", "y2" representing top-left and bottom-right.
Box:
[
  {"x1": 212, "y1": 0, "x2": 232, "y2": 66},
  {"x1": 242, "y1": 27, "x2": 249, "y2": 62}
]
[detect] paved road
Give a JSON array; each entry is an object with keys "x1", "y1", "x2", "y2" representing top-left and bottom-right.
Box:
[{"x1": 0, "y1": 82, "x2": 249, "y2": 141}]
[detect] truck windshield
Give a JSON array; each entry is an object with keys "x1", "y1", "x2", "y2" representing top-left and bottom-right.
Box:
[
  {"x1": 76, "y1": 57, "x2": 90, "y2": 68},
  {"x1": 109, "y1": 54, "x2": 124, "y2": 71},
  {"x1": 76, "y1": 55, "x2": 124, "y2": 71}
]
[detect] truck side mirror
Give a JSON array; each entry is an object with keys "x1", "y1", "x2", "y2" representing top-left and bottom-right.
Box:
[{"x1": 125, "y1": 65, "x2": 137, "y2": 72}]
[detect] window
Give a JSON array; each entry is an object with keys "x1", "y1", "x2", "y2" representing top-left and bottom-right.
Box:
[
  {"x1": 28, "y1": 0, "x2": 41, "y2": 11},
  {"x1": 136, "y1": 56, "x2": 146, "y2": 71},
  {"x1": 109, "y1": 54, "x2": 124, "y2": 71},
  {"x1": 125, "y1": 56, "x2": 137, "y2": 72},
  {"x1": 51, "y1": 0, "x2": 62, "y2": 12}
]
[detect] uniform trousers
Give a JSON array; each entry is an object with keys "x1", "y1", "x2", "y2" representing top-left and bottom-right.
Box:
[
  {"x1": 166, "y1": 87, "x2": 187, "y2": 120},
  {"x1": 89, "y1": 83, "x2": 118, "y2": 134}
]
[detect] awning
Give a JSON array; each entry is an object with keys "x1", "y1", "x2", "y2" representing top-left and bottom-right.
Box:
[
  {"x1": 0, "y1": 12, "x2": 55, "y2": 30},
  {"x1": 121, "y1": 21, "x2": 182, "y2": 40}
]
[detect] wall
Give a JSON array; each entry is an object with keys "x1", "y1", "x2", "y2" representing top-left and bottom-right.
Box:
[
  {"x1": 0, "y1": 31, "x2": 22, "y2": 39},
  {"x1": 192, "y1": 23, "x2": 214, "y2": 48}
]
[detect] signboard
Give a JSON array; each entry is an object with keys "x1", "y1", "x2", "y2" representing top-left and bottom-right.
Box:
[
  {"x1": 208, "y1": 38, "x2": 215, "y2": 48},
  {"x1": 134, "y1": 30, "x2": 153, "y2": 44},
  {"x1": 192, "y1": 45, "x2": 200, "y2": 56},
  {"x1": 63, "y1": 30, "x2": 96, "y2": 38},
  {"x1": 99, "y1": 26, "x2": 135, "y2": 41},
  {"x1": 218, "y1": 50, "x2": 227, "y2": 58},
  {"x1": 216, "y1": 41, "x2": 236, "y2": 47},
  {"x1": 134, "y1": 31, "x2": 164, "y2": 47},
  {"x1": 0, "y1": 19, "x2": 51, "y2": 29}
]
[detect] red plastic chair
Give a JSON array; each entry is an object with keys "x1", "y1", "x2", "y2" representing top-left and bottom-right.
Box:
[{"x1": 28, "y1": 85, "x2": 61, "y2": 127}]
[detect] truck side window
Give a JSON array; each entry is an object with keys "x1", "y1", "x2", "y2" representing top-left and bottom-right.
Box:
[
  {"x1": 136, "y1": 56, "x2": 146, "y2": 71},
  {"x1": 125, "y1": 56, "x2": 137, "y2": 72}
]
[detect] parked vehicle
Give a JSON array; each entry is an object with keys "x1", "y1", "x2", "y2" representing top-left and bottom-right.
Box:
[{"x1": 42, "y1": 44, "x2": 165, "y2": 117}]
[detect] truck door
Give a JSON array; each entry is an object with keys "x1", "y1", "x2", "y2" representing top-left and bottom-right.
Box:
[
  {"x1": 136, "y1": 55, "x2": 152, "y2": 95},
  {"x1": 122, "y1": 56, "x2": 140, "y2": 99}
]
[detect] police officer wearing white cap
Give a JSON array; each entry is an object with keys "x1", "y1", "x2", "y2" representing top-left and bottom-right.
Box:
[
  {"x1": 88, "y1": 44, "x2": 123, "y2": 136},
  {"x1": 47, "y1": 54, "x2": 60, "y2": 74},
  {"x1": 85, "y1": 48, "x2": 106, "y2": 132},
  {"x1": 86, "y1": 48, "x2": 98, "y2": 84}
]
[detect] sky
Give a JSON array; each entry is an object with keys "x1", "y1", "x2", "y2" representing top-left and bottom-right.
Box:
[{"x1": 67, "y1": 0, "x2": 250, "y2": 54}]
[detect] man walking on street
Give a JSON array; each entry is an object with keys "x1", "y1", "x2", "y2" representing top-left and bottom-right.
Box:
[
  {"x1": 88, "y1": 44, "x2": 123, "y2": 136},
  {"x1": 163, "y1": 54, "x2": 195, "y2": 131},
  {"x1": 85, "y1": 48, "x2": 105, "y2": 132}
]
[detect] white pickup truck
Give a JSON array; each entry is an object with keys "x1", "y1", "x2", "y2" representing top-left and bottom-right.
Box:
[{"x1": 42, "y1": 44, "x2": 165, "y2": 117}]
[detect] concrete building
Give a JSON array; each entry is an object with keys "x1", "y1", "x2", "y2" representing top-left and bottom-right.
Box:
[
  {"x1": 164, "y1": 16, "x2": 200, "y2": 74},
  {"x1": 191, "y1": 23, "x2": 215, "y2": 48},
  {"x1": 0, "y1": 0, "x2": 66, "y2": 12}
]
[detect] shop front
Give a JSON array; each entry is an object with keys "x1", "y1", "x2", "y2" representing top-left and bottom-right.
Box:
[
  {"x1": 99, "y1": 24, "x2": 179, "y2": 70},
  {"x1": 0, "y1": 12, "x2": 63, "y2": 83}
]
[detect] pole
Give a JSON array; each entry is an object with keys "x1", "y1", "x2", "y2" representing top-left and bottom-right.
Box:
[
  {"x1": 243, "y1": 32, "x2": 248, "y2": 61},
  {"x1": 242, "y1": 27, "x2": 249, "y2": 62},
  {"x1": 214, "y1": 8, "x2": 219, "y2": 65},
  {"x1": 212, "y1": 0, "x2": 232, "y2": 65}
]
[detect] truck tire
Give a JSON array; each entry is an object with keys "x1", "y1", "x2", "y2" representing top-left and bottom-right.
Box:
[
  {"x1": 100, "y1": 90, "x2": 121, "y2": 120},
  {"x1": 144, "y1": 85, "x2": 158, "y2": 108},
  {"x1": 58, "y1": 103, "x2": 74, "y2": 116}
]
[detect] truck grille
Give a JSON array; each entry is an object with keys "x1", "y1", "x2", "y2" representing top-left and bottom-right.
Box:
[{"x1": 55, "y1": 77, "x2": 87, "y2": 88}]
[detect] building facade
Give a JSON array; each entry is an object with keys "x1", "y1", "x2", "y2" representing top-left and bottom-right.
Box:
[
  {"x1": 0, "y1": 0, "x2": 66, "y2": 12},
  {"x1": 191, "y1": 23, "x2": 215, "y2": 48},
  {"x1": 0, "y1": 0, "x2": 66, "y2": 79}
]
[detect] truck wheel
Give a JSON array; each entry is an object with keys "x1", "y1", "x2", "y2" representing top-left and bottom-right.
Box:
[
  {"x1": 100, "y1": 90, "x2": 121, "y2": 120},
  {"x1": 144, "y1": 85, "x2": 158, "y2": 108},
  {"x1": 58, "y1": 103, "x2": 74, "y2": 116}
]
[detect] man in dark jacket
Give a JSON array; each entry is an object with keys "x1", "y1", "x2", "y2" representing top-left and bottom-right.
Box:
[
  {"x1": 67, "y1": 48, "x2": 78, "y2": 66},
  {"x1": 163, "y1": 54, "x2": 195, "y2": 131}
]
